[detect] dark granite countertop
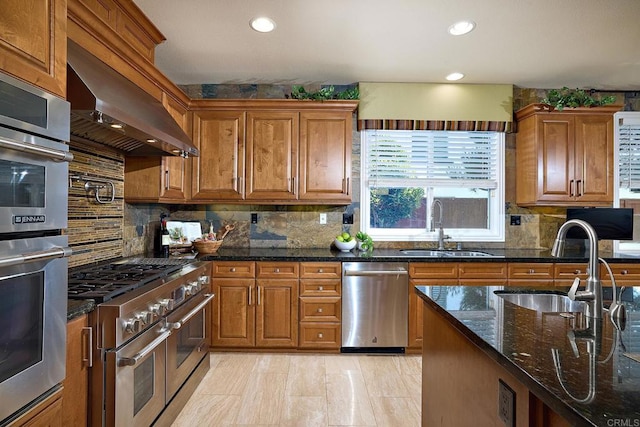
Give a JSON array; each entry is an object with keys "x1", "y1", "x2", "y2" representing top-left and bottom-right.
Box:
[
  {"x1": 415, "y1": 285, "x2": 640, "y2": 426},
  {"x1": 67, "y1": 298, "x2": 95, "y2": 321},
  {"x1": 200, "y1": 247, "x2": 640, "y2": 263}
]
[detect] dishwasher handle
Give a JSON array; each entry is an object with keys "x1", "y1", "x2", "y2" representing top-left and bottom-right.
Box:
[{"x1": 344, "y1": 270, "x2": 408, "y2": 277}]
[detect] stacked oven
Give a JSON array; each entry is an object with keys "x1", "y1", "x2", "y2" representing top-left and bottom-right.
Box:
[{"x1": 0, "y1": 71, "x2": 73, "y2": 424}]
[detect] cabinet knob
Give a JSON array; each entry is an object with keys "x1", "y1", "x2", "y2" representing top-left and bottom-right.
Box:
[
  {"x1": 528, "y1": 269, "x2": 535, "y2": 274},
  {"x1": 317, "y1": 308, "x2": 323, "y2": 313},
  {"x1": 275, "y1": 268, "x2": 280, "y2": 273},
  {"x1": 621, "y1": 270, "x2": 629, "y2": 275},
  {"x1": 318, "y1": 286, "x2": 324, "y2": 291},
  {"x1": 230, "y1": 267, "x2": 236, "y2": 272},
  {"x1": 318, "y1": 268, "x2": 324, "y2": 273},
  {"x1": 574, "y1": 269, "x2": 581, "y2": 275},
  {"x1": 318, "y1": 333, "x2": 323, "y2": 338}
]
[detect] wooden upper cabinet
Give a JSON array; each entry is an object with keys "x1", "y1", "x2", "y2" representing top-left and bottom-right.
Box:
[
  {"x1": 191, "y1": 110, "x2": 245, "y2": 201},
  {"x1": 0, "y1": 0, "x2": 67, "y2": 97},
  {"x1": 515, "y1": 104, "x2": 619, "y2": 206},
  {"x1": 299, "y1": 111, "x2": 353, "y2": 203},
  {"x1": 245, "y1": 111, "x2": 299, "y2": 201},
  {"x1": 124, "y1": 93, "x2": 190, "y2": 202}
]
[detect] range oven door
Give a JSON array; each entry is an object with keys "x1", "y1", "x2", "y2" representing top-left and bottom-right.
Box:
[
  {"x1": 165, "y1": 289, "x2": 214, "y2": 402},
  {"x1": 0, "y1": 235, "x2": 71, "y2": 424},
  {"x1": 105, "y1": 322, "x2": 171, "y2": 427}
]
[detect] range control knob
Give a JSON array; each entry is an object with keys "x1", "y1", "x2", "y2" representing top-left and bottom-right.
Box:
[
  {"x1": 185, "y1": 281, "x2": 200, "y2": 296},
  {"x1": 198, "y1": 275, "x2": 210, "y2": 285},
  {"x1": 160, "y1": 298, "x2": 174, "y2": 312},
  {"x1": 150, "y1": 303, "x2": 163, "y2": 317},
  {"x1": 123, "y1": 317, "x2": 142, "y2": 334},
  {"x1": 136, "y1": 311, "x2": 153, "y2": 326}
]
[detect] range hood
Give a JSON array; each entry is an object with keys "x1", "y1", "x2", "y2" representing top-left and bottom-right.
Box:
[{"x1": 67, "y1": 40, "x2": 198, "y2": 157}]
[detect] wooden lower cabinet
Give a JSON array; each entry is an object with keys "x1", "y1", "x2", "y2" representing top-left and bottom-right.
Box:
[
  {"x1": 299, "y1": 262, "x2": 342, "y2": 349},
  {"x1": 211, "y1": 261, "x2": 298, "y2": 348},
  {"x1": 554, "y1": 262, "x2": 589, "y2": 286},
  {"x1": 7, "y1": 388, "x2": 63, "y2": 427},
  {"x1": 62, "y1": 314, "x2": 91, "y2": 427},
  {"x1": 601, "y1": 263, "x2": 640, "y2": 287}
]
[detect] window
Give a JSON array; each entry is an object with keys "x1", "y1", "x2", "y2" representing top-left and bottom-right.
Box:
[
  {"x1": 360, "y1": 130, "x2": 505, "y2": 242},
  {"x1": 614, "y1": 112, "x2": 640, "y2": 253}
]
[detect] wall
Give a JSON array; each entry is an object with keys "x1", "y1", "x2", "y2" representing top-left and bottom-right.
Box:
[{"x1": 115, "y1": 86, "x2": 640, "y2": 258}]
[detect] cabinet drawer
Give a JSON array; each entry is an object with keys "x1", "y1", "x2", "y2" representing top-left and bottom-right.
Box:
[
  {"x1": 256, "y1": 262, "x2": 300, "y2": 278},
  {"x1": 554, "y1": 263, "x2": 589, "y2": 284},
  {"x1": 458, "y1": 262, "x2": 507, "y2": 279},
  {"x1": 601, "y1": 264, "x2": 640, "y2": 284},
  {"x1": 299, "y1": 323, "x2": 341, "y2": 348},
  {"x1": 300, "y1": 262, "x2": 341, "y2": 279},
  {"x1": 508, "y1": 263, "x2": 554, "y2": 279},
  {"x1": 409, "y1": 262, "x2": 458, "y2": 279},
  {"x1": 212, "y1": 261, "x2": 255, "y2": 278},
  {"x1": 300, "y1": 279, "x2": 341, "y2": 296},
  {"x1": 300, "y1": 297, "x2": 341, "y2": 322}
]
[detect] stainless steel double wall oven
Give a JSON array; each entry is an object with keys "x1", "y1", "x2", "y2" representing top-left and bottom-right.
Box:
[{"x1": 0, "y1": 71, "x2": 72, "y2": 424}]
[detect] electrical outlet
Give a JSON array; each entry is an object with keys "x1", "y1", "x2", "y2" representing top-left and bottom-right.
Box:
[
  {"x1": 498, "y1": 379, "x2": 515, "y2": 427},
  {"x1": 319, "y1": 213, "x2": 327, "y2": 224},
  {"x1": 251, "y1": 213, "x2": 258, "y2": 224},
  {"x1": 343, "y1": 213, "x2": 354, "y2": 224},
  {"x1": 510, "y1": 215, "x2": 521, "y2": 226}
]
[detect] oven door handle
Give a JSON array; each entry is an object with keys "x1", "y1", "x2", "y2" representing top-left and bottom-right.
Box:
[
  {"x1": 117, "y1": 328, "x2": 172, "y2": 367},
  {"x1": 0, "y1": 135, "x2": 74, "y2": 162},
  {"x1": 167, "y1": 293, "x2": 215, "y2": 330},
  {"x1": 0, "y1": 246, "x2": 73, "y2": 268}
]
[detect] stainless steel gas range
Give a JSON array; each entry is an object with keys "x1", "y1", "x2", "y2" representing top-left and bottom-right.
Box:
[{"x1": 69, "y1": 258, "x2": 213, "y2": 427}]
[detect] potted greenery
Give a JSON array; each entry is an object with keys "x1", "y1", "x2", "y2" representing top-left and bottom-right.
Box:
[
  {"x1": 287, "y1": 85, "x2": 359, "y2": 100},
  {"x1": 540, "y1": 87, "x2": 616, "y2": 111}
]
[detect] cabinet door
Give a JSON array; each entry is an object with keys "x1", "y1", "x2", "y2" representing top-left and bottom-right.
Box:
[
  {"x1": 192, "y1": 111, "x2": 245, "y2": 201},
  {"x1": 161, "y1": 93, "x2": 190, "y2": 200},
  {"x1": 211, "y1": 278, "x2": 255, "y2": 347},
  {"x1": 62, "y1": 315, "x2": 90, "y2": 427},
  {"x1": 0, "y1": 0, "x2": 66, "y2": 97},
  {"x1": 574, "y1": 114, "x2": 613, "y2": 203},
  {"x1": 299, "y1": 111, "x2": 352, "y2": 203},
  {"x1": 245, "y1": 111, "x2": 298, "y2": 201},
  {"x1": 255, "y1": 279, "x2": 298, "y2": 347},
  {"x1": 537, "y1": 115, "x2": 574, "y2": 202}
]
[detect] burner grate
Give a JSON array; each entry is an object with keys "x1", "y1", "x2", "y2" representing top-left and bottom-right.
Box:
[{"x1": 68, "y1": 258, "x2": 191, "y2": 302}]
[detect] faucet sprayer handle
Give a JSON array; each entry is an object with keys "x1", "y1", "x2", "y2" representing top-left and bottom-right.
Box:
[
  {"x1": 566, "y1": 330, "x2": 580, "y2": 358},
  {"x1": 568, "y1": 277, "x2": 581, "y2": 301}
]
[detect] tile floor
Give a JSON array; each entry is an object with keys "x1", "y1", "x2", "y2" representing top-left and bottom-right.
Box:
[{"x1": 171, "y1": 352, "x2": 422, "y2": 427}]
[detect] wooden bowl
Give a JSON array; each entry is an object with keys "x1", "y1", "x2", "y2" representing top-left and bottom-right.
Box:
[{"x1": 192, "y1": 240, "x2": 223, "y2": 254}]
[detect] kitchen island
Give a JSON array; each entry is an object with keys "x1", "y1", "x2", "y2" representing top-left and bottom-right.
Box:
[{"x1": 415, "y1": 285, "x2": 640, "y2": 426}]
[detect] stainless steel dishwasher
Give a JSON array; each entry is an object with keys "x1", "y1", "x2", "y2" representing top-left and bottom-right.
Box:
[{"x1": 341, "y1": 262, "x2": 408, "y2": 353}]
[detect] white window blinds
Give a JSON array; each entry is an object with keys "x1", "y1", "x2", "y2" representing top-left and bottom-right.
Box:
[
  {"x1": 618, "y1": 114, "x2": 640, "y2": 189},
  {"x1": 365, "y1": 130, "x2": 500, "y2": 189}
]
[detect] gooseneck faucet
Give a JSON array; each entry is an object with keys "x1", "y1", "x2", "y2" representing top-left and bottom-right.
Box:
[
  {"x1": 551, "y1": 219, "x2": 603, "y2": 319},
  {"x1": 430, "y1": 199, "x2": 451, "y2": 250}
]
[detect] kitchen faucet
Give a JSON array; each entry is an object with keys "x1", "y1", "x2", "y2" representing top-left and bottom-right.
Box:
[
  {"x1": 551, "y1": 219, "x2": 603, "y2": 319},
  {"x1": 430, "y1": 199, "x2": 451, "y2": 250}
]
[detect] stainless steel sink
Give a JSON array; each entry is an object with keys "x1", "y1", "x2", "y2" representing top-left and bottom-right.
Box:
[
  {"x1": 399, "y1": 249, "x2": 495, "y2": 257},
  {"x1": 494, "y1": 291, "x2": 587, "y2": 313}
]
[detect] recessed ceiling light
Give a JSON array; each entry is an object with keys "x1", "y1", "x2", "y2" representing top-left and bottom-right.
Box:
[
  {"x1": 146, "y1": 138, "x2": 157, "y2": 143},
  {"x1": 448, "y1": 20, "x2": 476, "y2": 36},
  {"x1": 109, "y1": 123, "x2": 124, "y2": 129},
  {"x1": 446, "y1": 72, "x2": 465, "y2": 81},
  {"x1": 250, "y1": 16, "x2": 276, "y2": 33}
]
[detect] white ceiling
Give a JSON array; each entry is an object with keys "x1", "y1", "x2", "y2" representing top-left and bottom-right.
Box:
[{"x1": 133, "y1": 0, "x2": 640, "y2": 90}]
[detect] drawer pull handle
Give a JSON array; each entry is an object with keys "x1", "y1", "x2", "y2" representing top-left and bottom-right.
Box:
[
  {"x1": 529, "y1": 269, "x2": 535, "y2": 274},
  {"x1": 230, "y1": 267, "x2": 236, "y2": 272},
  {"x1": 318, "y1": 286, "x2": 324, "y2": 291},
  {"x1": 621, "y1": 270, "x2": 629, "y2": 275},
  {"x1": 318, "y1": 333, "x2": 323, "y2": 338},
  {"x1": 275, "y1": 268, "x2": 280, "y2": 273},
  {"x1": 317, "y1": 308, "x2": 323, "y2": 313},
  {"x1": 574, "y1": 270, "x2": 581, "y2": 275},
  {"x1": 318, "y1": 268, "x2": 324, "y2": 273}
]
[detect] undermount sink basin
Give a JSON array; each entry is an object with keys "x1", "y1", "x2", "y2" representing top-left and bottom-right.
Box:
[
  {"x1": 399, "y1": 249, "x2": 496, "y2": 257},
  {"x1": 494, "y1": 291, "x2": 588, "y2": 313}
]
